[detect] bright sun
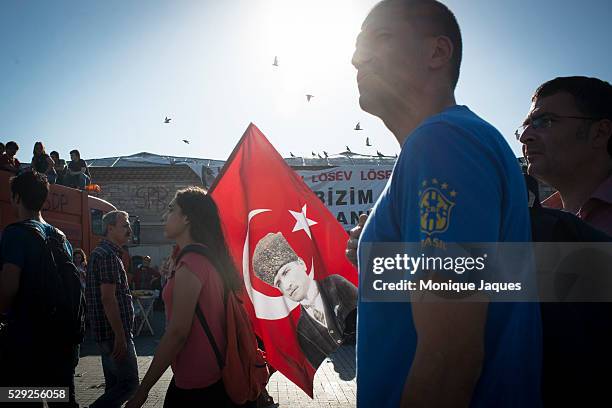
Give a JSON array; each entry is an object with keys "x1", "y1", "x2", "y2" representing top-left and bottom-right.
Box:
[{"x1": 254, "y1": 0, "x2": 366, "y2": 98}]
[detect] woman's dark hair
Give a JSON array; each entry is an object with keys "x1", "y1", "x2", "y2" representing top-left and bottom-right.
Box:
[
  {"x1": 73, "y1": 248, "x2": 87, "y2": 266},
  {"x1": 175, "y1": 187, "x2": 242, "y2": 292},
  {"x1": 33, "y1": 141, "x2": 46, "y2": 156}
]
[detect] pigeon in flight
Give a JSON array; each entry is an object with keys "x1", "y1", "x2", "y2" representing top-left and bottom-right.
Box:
[
  {"x1": 306, "y1": 94, "x2": 314, "y2": 102},
  {"x1": 312, "y1": 151, "x2": 317, "y2": 157},
  {"x1": 273, "y1": 56, "x2": 279, "y2": 67},
  {"x1": 366, "y1": 137, "x2": 371, "y2": 146},
  {"x1": 317, "y1": 153, "x2": 323, "y2": 159},
  {"x1": 164, "y1": 117, "x2": 171, "y2": 124},
  {"x1": 290, "y1": 152, "x2": 296, "y2": 158},
  {"x1": 376, "y1": 150, "x2": 385, "y2": 157},
  {"x1": 323, "y1": 151, "x2": 329, "y2": 158},
  {"x1": 346, "y1": 146, "x2": 352, "y2": 153},
  {"x1": 354, "y1": 122, "x2": 362, "y2": 131},
  {"x1": 182, "y1": 139, "x2": 190, "y2": 144}
]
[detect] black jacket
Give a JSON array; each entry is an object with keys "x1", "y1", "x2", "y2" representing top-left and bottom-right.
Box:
[{"x1": 296, "y1": 274, "x2": 357, "y2": 369}]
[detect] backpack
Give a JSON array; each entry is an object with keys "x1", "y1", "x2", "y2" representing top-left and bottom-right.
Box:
[
  {"x1": 176, "y1": 245, "x2": 269, "y2": 404},
  {"x1": 10, "y1": 221, "x2": 86, "y2": 346}
]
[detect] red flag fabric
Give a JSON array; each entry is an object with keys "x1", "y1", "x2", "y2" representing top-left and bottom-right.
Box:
[{"x1": 209, "y1": 123, "x2": 358, "y2": 397}]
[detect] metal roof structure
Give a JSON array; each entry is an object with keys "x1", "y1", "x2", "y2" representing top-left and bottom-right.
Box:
[{"x1": 87, "y1": 151, "x2": 398, "y2": 170}]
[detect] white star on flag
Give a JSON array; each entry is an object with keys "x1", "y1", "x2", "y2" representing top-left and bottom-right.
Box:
[{"x1": 289, "y1": 204, "x2": 318, "y2": 239}]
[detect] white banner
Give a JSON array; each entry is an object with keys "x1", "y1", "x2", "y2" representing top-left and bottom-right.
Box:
[{"x1": 297, "y1": 165, "x2": 394, "y2": 229}]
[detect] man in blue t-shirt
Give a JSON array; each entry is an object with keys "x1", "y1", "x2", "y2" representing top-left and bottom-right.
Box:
[
  {"x1": 0, "y1": 171, "x2": 78, "y2": 406},
  {"x1": 350, "y1": 1, "x2": 541, "y2": 407}
]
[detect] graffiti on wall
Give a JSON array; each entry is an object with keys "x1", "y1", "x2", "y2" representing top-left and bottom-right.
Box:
[{"x1": 97, "y1": 184, "x2": 173, "y2": 216}]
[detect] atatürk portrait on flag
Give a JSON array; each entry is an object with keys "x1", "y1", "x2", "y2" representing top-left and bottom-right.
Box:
[{"x1": 253, "y1": 231, "x2": 358, "y2": 368}]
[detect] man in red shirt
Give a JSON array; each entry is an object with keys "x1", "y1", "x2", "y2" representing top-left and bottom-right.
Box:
[
  {"x1": 518, "y1": 76, "x2": 612, "y2": 235},
  {"x1": 0, "y1": 141, "x2": 20, "y2": 174}
]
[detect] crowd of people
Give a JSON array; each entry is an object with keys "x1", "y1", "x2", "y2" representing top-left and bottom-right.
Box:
[
  {"x1": 0, "y1": 140, "x2": 91, "y2": 189},
  {"x1": 1, "y1": 0, "x2": 611, "y2": 407}
]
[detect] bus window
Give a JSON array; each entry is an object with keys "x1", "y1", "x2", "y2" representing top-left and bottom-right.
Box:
[{"x1": 91, "y1": 208, "x2": 104, "y2": 236}]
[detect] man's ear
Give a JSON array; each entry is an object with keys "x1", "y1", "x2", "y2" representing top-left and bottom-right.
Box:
[
  {"x1": 428, "y1": 35, "x2": 453, "y2": 71},
  {"x1": 591, "y1": 119, "x2": 612, "y2": 152}
]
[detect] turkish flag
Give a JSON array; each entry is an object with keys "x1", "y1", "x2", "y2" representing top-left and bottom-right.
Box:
[{"x1": 209, "y1": 123, "x2": 358, "y2": 397}]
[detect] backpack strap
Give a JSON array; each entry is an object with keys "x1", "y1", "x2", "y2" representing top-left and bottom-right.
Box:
[
  {"x1": 194, "y1": 304, "x2": 224, "y2": 370},
  {"x1": 175, "y1": 244, "x2": 226, "y2": 370},
  {"x1": 7, "y1": 220, "x2": 46, "y2": 242}
]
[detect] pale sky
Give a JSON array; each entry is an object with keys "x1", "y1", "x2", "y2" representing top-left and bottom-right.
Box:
[{"x1": 1, "y1": 0, "x2": 611, "y2": 162}]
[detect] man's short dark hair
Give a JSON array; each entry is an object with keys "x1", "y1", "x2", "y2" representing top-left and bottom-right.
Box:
[
  {"x1": 0, "y1": 142, "x2": 4, "y2": 152},
  {"x1": 70, "y1": 149, "x2": 80, "y2": 158},
  {"x1": 384, "y1": 0, "x2": 462, "y2": 89},
  {"x1": 5, "y1": 141, "x2": 18, "y2": 151},
  {"x1": 50, "y1": 150, "x2": 59, "y2": 158},
  {"x1": 10, "y1": 171, "x2": 49, "y2": 212},
  {"x1": 533, "y1": 76, "x2": 612, "y2": 157}
]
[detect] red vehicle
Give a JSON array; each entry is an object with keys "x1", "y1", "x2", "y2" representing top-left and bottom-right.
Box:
[{"x1": 0, "y1": 171, "x2": 138, "y2": 264}]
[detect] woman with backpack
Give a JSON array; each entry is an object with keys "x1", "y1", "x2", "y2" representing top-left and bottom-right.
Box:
[{"x1": 125, "y1": 187, "x2": 256, "y2": 408}]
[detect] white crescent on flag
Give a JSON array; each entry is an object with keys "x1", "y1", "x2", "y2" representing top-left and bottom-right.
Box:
[{"x1": 242, "y1": 209, "x2": 314, "y2": 320}]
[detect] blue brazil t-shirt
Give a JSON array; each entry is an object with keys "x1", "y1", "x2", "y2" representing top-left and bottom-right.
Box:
[{"x1": 357, "y1": 106, "x2": 541, "y2": 407}]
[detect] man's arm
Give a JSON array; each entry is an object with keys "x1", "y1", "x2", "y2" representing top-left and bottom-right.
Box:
[
  {"x1": 402, "y1": 292, "x2": 487, "y2": 408},
  {"x1": 100, "y1": 283, "x2": 127, "y2": 359},
  {"x1": 0, "y1": 263, "x2": 21, "y2": 314}
]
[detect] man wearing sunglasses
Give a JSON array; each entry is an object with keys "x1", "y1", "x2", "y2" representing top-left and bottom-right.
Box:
[{"x1": 517, "y1": 76, "x2": 612, "y2": 235}]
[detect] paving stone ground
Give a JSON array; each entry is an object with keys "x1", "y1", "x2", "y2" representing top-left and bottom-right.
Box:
[{"x1": 75, "y1": 311, "x2": 356, "y2": 407}]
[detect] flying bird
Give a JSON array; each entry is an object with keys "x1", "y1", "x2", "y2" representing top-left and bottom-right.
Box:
[
  {"x1": 354, "y1": 122, "x2": 362, "y2": 131},
  {"x1": 290, "y1": 152, "x2": 296, "y2": 158},
  {"x1": 323, "y1": 151, "x2": 329, "y2": 158},
  {"x1": 164, "y1": 116, "x2": 171, "y2": 124},
  {"x1": 306, "y1": 94, "x2": 314, "y2": 102},
  {"x1": 317, "y1": 153, "x2": 323, "y2": 159},
  {"x1": 366, "y1": 137, "x2": 371, "y2": 146},
  {"x1": 346, "y1": 146, "x2": 352, "y2": 153},
  {"x1": 376, "y1": 150, "x2": 385, "y2": 157},
  {"x1": 272, "y1": 56, "x2": 279, "y2": 67},
  {"x1": 182, "y1": 139, "x2": 190, "y2": 144},
  {"x1": 312, "y1": 151, "x2": 317, "y2": 157}
]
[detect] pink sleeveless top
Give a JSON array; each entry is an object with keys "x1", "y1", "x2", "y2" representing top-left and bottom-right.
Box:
[{"x1": 162, "y1": 249, "x2": 226, "y2": 389}]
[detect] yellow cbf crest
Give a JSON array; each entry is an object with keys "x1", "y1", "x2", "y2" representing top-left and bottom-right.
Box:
[{"x1": 419, "y1": 178, "x2": 457, "y2": 236}]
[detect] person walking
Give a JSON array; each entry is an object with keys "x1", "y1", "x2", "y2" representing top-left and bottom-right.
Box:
[
  {"x1": 126, "y1": 187, "x2": 254, "y2": 408},
  {"x1": 86, "y1": 210, "x2": 139, "y2": 408}
]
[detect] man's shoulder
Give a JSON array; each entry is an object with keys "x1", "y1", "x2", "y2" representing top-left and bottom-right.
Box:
[
  {"x1": 3, "y1": 220, "x2": 61, "y2": 239},
  {"x1": 413, "y1": 107, "x2": 500, "y2": 146},
  {"x1": 319, "y1": 274, "x2": 351, "y2": 287},
  {"x1": 318, "y1": 275, "x2": 356, "y2": 299},
  {"x1": 1, "y1": 223, "x2": 29, "y2": 242},
  {"x1": 91, "y1": 242, "x2": 115, "y2": 258}
]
